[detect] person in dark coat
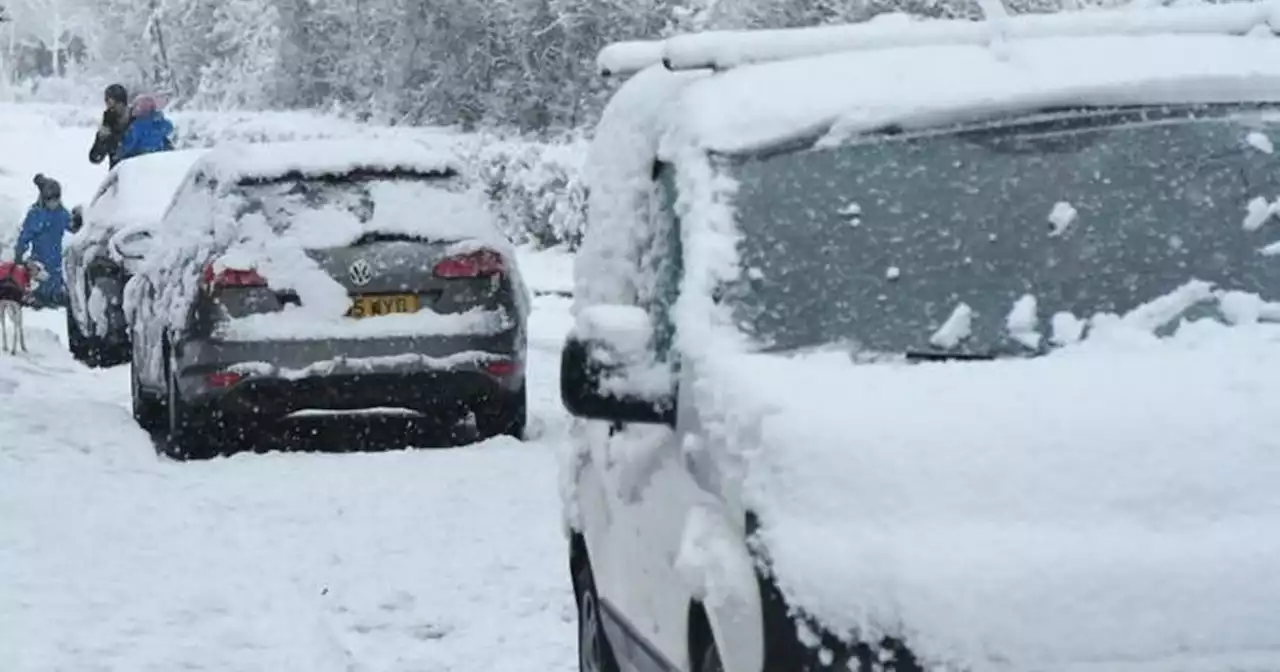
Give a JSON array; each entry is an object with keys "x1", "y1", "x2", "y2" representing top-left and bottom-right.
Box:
[
  {"x1": 13, "y1": 174, "x2": 70, "y2": 308},
  {"x1": 89, "y1": 83, "x2": 132, "y2": 167},
  {"x1": 117, "y1": 94, "x2": 175, "y2": 162}
]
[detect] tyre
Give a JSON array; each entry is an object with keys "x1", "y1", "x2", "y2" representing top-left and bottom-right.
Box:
[
  {"x1": 476, "y1": 384, "x2": 527, "y2": 440},
  {"x1": 130, "y1": 356, "x2": 165, "y2": 432},
  {"x1": 164, "y1": 368, "x2": 221, "y2": 461},
  {"x1": 97, "y1": 337, "x2": 131, "y2": 368},
  {"x1": 65, "y1": 308, "x2": 101, "y2": 366},
  {"x1": 575, "y1": 561, "x2": 621, "y2": 672}
]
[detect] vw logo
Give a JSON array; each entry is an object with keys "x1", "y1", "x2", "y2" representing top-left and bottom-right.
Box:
[{"x1": 348, "y1": 259, "x2": 373, "y2": 286}]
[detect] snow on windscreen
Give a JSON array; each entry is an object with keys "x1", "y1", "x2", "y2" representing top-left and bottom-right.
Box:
[
  {"x1": 719, "y1": 103, "x2": 1280, "y2": 358},
  {"x1": 670, "y1": 103, "x2": 1280, "y2": 670},
  {"x1": 1045, "y1": 200, "x2": 1076, "y2": 236},
  {"x1": 214, "y1": 175, "x2": 501, "y2": 321},
  {"x1": 1247, "y1": 130, "x2": 1275, "y2": 154},
  {"x1": 1004, "y1": 294, "x2": 1040, "y2": 348},
  {"x1": 927, "y1": 302, "x2": 972, "y2": 349},
  {"x1": 229, "y1": 176, "x2": 497, "y2": 249},
  {"x1": 1243, "y1": 195, "x2": 1280, "y2": 231}
]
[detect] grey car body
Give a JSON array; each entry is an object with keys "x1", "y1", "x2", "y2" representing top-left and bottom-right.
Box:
[
  {"x1": 125, "y1": 140, "x2": 530, "y2": 459},
  {"x1": 63, "y1": 148, "x2": 208, "y2": 366}
]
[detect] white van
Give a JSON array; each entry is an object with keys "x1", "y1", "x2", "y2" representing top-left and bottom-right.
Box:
[{"x1": 560, "y1": 2, "x2": 1280, "y2": 672}]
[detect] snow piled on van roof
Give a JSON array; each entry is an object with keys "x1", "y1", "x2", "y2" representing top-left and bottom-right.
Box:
[
  {"x1": 666, "y1": 34, "x2": 1280, "y2": 153},
  {"x1": 601, "y1": 0, "x2": 1278, "y2": 75},
  {"x1": 194, "y1": 138, "x2": 463, "y2": 185}
]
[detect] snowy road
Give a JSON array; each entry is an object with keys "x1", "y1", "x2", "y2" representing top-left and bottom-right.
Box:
[
  {"x1": 0, "y1": 103, "x2": 581, "y2": 671},
  {"x1": 0, "y1": 28, "x2": 598, "y2": 672},
  {"x1": 0, "y1": 296, "x2": 579, "y2": 670}
]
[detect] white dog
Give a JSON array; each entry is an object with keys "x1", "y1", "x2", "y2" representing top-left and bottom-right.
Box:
[{"x1": 0, "y1": 260, "x2": 47, "y2": 355}]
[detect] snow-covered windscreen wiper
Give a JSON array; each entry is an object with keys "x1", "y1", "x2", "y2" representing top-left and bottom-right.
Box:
[
  {"x1": 902, "y1": 350, "x2": 995, "y2": 363},
  {"x1": 717, "y1": 102, "x2": 1280, "y2": 355}
]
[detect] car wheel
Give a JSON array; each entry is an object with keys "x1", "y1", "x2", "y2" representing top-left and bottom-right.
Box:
[
  {"x1": 476, "y1": 385, "x2": 527, "y2": 441},
  {"x1": 165, "y1": 368, "x2": 221, "y2": 461},
  {"x1": 65, "y1": 309, "x2": 100, "y2": 366},
  {"x1": 575, "y1": 562, "x2": 621, "y2": 672},
  {"x1": 695, "y1": 634, "x2": 726, "y2": 672},
  {"x1": 98, "y1": 337, "x2": 131, "y2": 368},
  {"x1": 130, "y1": 356, "x2": 165, "y2": 432}
]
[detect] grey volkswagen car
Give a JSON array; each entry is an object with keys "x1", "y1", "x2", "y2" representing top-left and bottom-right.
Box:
[
  {"x1": 63, "y1": 148, "x2": 207, "y2": 366},
  {"x1": 126, "y1": 140, "x2": 529, "y2": 459}
]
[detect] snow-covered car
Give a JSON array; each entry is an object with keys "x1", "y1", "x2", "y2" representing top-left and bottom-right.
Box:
[
  {"x1": 125, "y1": 139, "x2": 530, "y2": 460},
  {"x1": 561, "y1": 4, "x2": 1280, "y2": 672},
  {"x1": 62, "y1": 148, "x2": 208, "y2": 366}
]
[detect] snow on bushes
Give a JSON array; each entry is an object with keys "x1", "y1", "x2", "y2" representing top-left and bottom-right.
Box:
[
  {"x1": 470, "y1": 136, "x2": 588, "y2": 250},
  {"x1": 24, "y1": 102, "x2": 591, "y2": 251}
]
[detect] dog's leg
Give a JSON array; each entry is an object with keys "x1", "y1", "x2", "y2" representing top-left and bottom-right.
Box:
[
  {"x1": 1, "y1": 304, "x2": 9, "y2": 354},
  {"x1": 15, "y1": 304, "x2": 25, "y2": 353},
  {"x1": 0, "y1": 302, "x2": 8, "y2": 353}
]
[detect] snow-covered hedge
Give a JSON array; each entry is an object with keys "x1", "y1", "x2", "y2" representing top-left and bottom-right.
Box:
[
  {"x1": 469, "y1": 137, "x2": 588, "y2": 250},
  {"x1": 168, "y1": 116, "x2": 590, "y2": 251},
  {"x1": 28, "y1": 103, "x2": 591, "y2": 250}
]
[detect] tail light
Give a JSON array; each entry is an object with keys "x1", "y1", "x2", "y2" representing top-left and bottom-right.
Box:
[
  {"x1": 433, "y1": 249, "x2": 504, "y2": 278},
  {"x1": 201, "y1": 262, "x2": 265, "y2": 289},
  {"x1": 205, "y1": 371, "x2": 243, "y2": 388},
  {"x1": 484, "y1": 359, "x2": 517, "y2": 376}
]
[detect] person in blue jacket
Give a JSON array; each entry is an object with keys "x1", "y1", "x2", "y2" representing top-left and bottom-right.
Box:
[
  {"x1": 13, "y1": 174, "x2": 70, "y2": 308},
  {"x1": 117, "y1": 94, "x2": 174, "y2": 162}
]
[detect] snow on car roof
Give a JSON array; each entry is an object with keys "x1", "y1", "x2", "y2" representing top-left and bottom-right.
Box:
[
  {"x1": 654, "y1": 33, "x2": 1280, "y2": 153},
  {"x1": 101, "y1": 148, "x2": 207, "y2": 225},
  {"x1": 190, "y1": 138, "x2": 463, "y2": 186}
]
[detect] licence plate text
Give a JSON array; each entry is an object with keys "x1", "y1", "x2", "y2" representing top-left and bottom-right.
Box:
[{"x1": 348, "y1": 294, "x2": 420, "y2": 318}]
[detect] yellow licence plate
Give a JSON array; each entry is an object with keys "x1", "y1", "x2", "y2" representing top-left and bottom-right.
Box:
[{"x1": 348, "y1": 293, "x2": 420, "y2": 319}]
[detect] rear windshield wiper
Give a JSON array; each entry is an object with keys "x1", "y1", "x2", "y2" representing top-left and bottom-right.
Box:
[{"x1": 903, "y1": 350, "x2": 996, "y2": 363}]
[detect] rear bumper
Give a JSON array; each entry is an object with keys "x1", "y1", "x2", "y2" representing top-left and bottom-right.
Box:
[
  {"x1": 190, "y1": 368, "x2": 521, "y2": 420},
  {"x1": 173, "y1": 331, "x2": 524, "y2": 416}
]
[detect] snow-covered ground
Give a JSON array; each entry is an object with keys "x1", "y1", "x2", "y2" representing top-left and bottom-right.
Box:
[{"x1": 0, "y1": 105, "x2": 580, "y2": 671}]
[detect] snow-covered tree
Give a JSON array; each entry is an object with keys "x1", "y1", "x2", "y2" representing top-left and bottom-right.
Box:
[
  {"x1": 58, "y1": 0, "x2": 1097, "y2": 133},
  {"x1": 3, "y1": 0, "x2": 92, "y2": 75}
]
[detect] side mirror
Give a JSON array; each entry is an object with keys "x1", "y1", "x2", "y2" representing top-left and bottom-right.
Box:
[
  {"x1": 68, "y1": 206, "x2": 84, "y2": 234},
  {"x1": 111, "y1": 226, "x2": 154, "y2": 261},
  {"x1": 560, "y1": 304, "x2": 675, "y2": 426}
]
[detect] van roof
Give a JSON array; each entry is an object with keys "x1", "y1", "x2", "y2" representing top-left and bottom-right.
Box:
[{"x1": 595, "y1": 2, "x2": 1280, "y2": 154}]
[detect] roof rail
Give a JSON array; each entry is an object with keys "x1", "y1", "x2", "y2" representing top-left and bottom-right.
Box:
[{"x1": 596, "y1": 0, "x2": 1280, "y2": 78}]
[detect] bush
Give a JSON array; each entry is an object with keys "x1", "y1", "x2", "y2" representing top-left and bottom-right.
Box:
[
  {"x1": 469, "y1": 136, "x2": 588, "y2": 251},
  {"x1": 22, "y1": 101, "x2": 591, "y2": 251},
  {"x1": 164, "y1": 113, "x2": 591, "y2": 250}
]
